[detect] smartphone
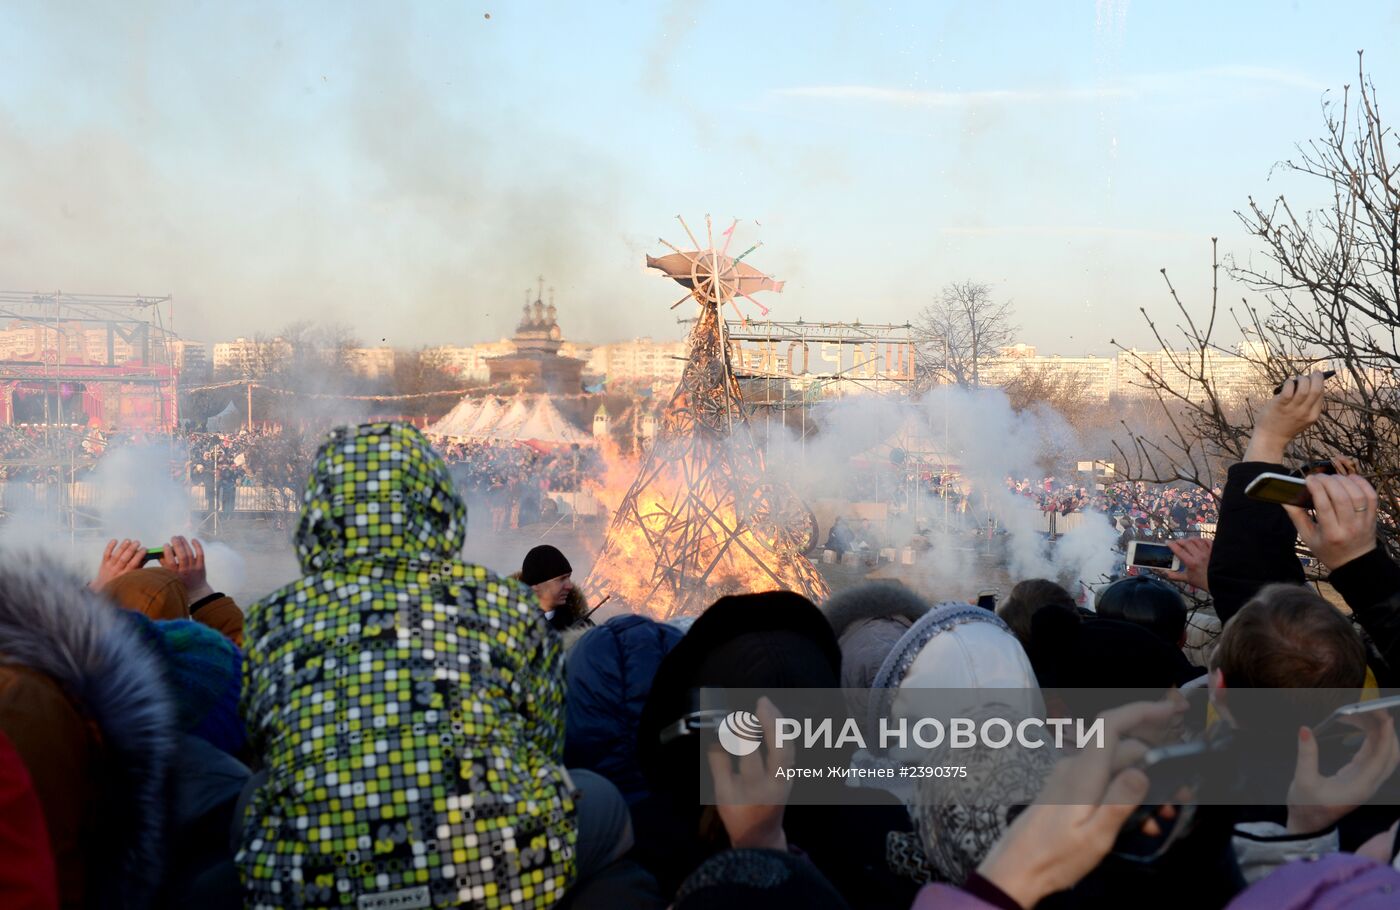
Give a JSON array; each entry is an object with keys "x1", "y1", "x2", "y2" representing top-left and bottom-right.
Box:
[
  {"x1": 1313, "y1": 694, "x2": 1400, "y2": 741},
  {"x1": 1244, "y1": 472, "x2": 1312, "y2": 507},
  {"x1": 1136, "y1": 739, "x2": 1224, "y2": 804},
  {"x1": 1113, "y1": 736, "x2": 1227, "y2": 861},
  {"x1": 1295, "y1": 459, "x2": 1339, "y2": 477},
  {"x1": 976, "y1": 591, "x2": 997, "y2": 611},
  {"x1": 1126, "y1": 541, "x2": 1181, "y2": 572},
  {"x1": 141, "y1": 547, "x2": 165, "y2": 565},
  {"x1": 1272, "y1": 370, "x2": 1335, "y2": 396}
]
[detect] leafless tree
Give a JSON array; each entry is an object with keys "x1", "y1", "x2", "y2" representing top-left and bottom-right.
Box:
[
  {"x1": 392, "y1": 347, "x2": 460, "y2": 396},
  {"x1": 914, "y1": 281, "x2": 1018, "y2": 389},
  {"x1": 1115, "y1": 53, "x2": 1400, "y2": 548},
  {"x1": 1001, "y1": 363, "x2": 1096, "y2": 429}
]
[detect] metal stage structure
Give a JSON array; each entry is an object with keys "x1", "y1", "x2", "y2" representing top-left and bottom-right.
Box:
[
  {"x1": 0, "y1": 291, "x2": 178, "y2": 434},
  {"x1": 586, "y1": 217, "x2": 829, "y2": 617},
  {"x1": 726, "y1": 319, "x2": 916, "y2": 393},
  {"x1": 670, "y1": 317, "x2": 919, "y2": 459}
]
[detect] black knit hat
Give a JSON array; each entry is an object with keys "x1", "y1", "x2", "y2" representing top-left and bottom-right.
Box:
[
  {"x1": 675, "y1": 848, "x2": 852, "y2": 909},
  {"x1": 520, "y1": 545, "x2": 572, "y2": 585},
  {"x1": 1029, "y1": 609, "x2": 1203, "y2": 720},
  {"x1": 1095, "y1": 574, "x2": 1188, "y2": 646},
  {"x1": 637, "y1": 591, "x2": 841, "y2": 798}
]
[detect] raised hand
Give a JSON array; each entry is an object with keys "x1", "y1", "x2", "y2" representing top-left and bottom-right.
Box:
[
  {"x1": 1287, "y1": 711, "x2": 1400, "y2": 835},
  {"x1": 92, "y1": 538, "x2": 145, "y2": 591},
  {"x1": 1244, "y1": 371, "x2": 1328, "y2": 464},
  {"x1": 1161, "y1": 537, "x2": 1212, "y2": 592},
  {"x1": 975, "y1": 699, "x2": 1184, "y2": 908},
  {"x1": 159, "y1": 535, "x2": 215, "y2": 601},
  {"x1": 706, "y1": 697, "x2": 795, "y2": 851},
  {"x1": 1283, "y1": 474, "x2": 1380, "y2": 571}
]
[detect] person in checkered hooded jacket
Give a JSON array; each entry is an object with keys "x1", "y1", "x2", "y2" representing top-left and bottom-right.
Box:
[{"x1": 237, "y1": 422, "x2": 604, "y2": 910}]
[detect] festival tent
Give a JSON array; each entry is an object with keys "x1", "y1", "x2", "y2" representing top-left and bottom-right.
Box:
[
  {"x1": 849, "y1": 413, "x2": 960, "y2": 471},
  {"x1": 510, "y1": 397, "x2": 593, "y2": 446},
  {"x1": 476, "y1": 396, "x2": 534, "y2": 440},
  {"x1": 206, "y1": 401, "x2": 243, "y2": 434},
  {"x1": 428, "y1": 397, "x2": 484, "y2": 437},
  {"x1": 463, "y1": 397, "x2": 504, "y2": 436}
]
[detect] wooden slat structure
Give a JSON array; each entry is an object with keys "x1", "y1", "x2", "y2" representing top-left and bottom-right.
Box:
[{"x1": 586, "y1": 217, "x2": 828, "y2": 618}]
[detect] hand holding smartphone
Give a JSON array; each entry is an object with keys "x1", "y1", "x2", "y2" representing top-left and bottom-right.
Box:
[
  {"x1": 1126, "y1": 541, "x2": 1181, "y2": 573},
  {"x1": 1272, "y1": 371, "x2": 1336, "y2": 396},
  {"x1": 1312, "y1": 695, "x2": 1400, "y2": 742},
  {"x1": 1244, "y1": 473, "x2": 1313, "y2": 508}
]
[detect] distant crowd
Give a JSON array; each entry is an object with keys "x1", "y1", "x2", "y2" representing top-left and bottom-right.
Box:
[
  {"x1": 1007, "y1": 478, "x2": 1220, "y2": 538},
  {"x1": 0, "y1": 426, "x2": 605, "y2": 510}
]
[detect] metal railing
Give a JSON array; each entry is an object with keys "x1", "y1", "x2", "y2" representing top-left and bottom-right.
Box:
[{"x1": 0, "y1": 481, "x2": 300, "y2": 517}]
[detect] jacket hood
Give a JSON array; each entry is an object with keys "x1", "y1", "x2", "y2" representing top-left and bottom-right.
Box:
[
  {"x1": 565, "y1": 615, "x2": 683, "y2": 804},
  {"x1": 102, "y1": 566, "x2": 189, "y2": 621},
  {"x1": 0, "y1": 559, "x2": 174, "y2": 909},
  {"x1": 911, "y1": 702, "x2": 1057, "y2": 885},
  {"x1": 294, "y1": 422, "x2": 467, "y2": 573},
  {"x1": 822, "y1": 580, "x2": 931, "y2": 641},
  {"x1": 868, "y1": 602, "x2": 1042, "y2": 743}
]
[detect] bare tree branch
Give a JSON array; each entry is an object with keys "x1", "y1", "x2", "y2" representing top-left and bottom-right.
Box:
[{"x1": 913, "y1": 281, "x2": 1019, "y2": 389}]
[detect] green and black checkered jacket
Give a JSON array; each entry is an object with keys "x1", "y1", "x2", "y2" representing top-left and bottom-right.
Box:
[{"x1": 238, "y1": 422, "x2": 576, "y2": 909}]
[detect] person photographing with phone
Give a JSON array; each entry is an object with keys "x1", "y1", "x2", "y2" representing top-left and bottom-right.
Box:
[
  {"x1": 1194, "y1": 369, "x2": 1400, "y2": 869},
  {"x1": 1206, "y1": 369, "x2": 1400, "y2": 679},
  {"x1": 90, "y1": 535, "x2": 245, "y2": 647},
  {"x1": 1207, "y1": 370, "x2": 1338, "y2": 624}
]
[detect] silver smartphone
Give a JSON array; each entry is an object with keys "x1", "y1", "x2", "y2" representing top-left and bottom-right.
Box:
[
  {"x1": 1244, "y1": 472, "x2": 1312, "y2": 508},
  {"x1": 1126, "y1": 540, "x2": 1181, "y2": 572},
  {"x1": 1313, "y1": 694, "x2": 1400, "y2": 741}
]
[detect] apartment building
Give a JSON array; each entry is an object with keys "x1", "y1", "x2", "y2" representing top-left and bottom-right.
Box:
[
  {"x1": 977, "y1": 343, "x2": 1274, "y2": 402},
  {"x1": 345, "y1": 346, "x2": 397, "y2": 379},
  {"x1": 211, "y1": 337, "x2": 293, "y2": 377},
  {"x1": 587, "y1": 337, "x2": 687, "y2": 385}
]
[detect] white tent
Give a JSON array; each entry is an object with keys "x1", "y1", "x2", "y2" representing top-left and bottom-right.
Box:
[
  {"x1": 463, "y1": 397, "x2": 504, "y2": 436},
  {"x1": 428, "y1": 397, "x2": 484, "y2": 438},
  {"x1": 512, "y1": 397, "x2": 593, "y2": 446},
  {"x1": 481, "y1": 396, "x2": 534, "y2": 440},
  {"x1": 851, "y1": 414, "x2": 959, "y2": 469},
  {"x1": 206, "y1": 401, "x2": 243, "y2": 434}
]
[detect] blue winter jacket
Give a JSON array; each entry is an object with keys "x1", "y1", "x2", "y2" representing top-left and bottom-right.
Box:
[{"x1": 565, "y1": 615, "x2": 684, "y2": 804}]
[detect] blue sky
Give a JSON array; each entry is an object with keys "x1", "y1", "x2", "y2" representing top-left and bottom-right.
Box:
[{"x1": 0, "y1": 1, "x2": 1396, "y2": 353}]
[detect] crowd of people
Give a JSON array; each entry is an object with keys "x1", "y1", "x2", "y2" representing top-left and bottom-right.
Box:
[
  {"x1": 0, "y1": 425, "x2": 605, "y2": 526},
  {"x1": 434, "y1": 437, "x2": 603, "y2": 496},
  {"x1": 4, "y1": 372, "x2": 1400, "y2": 908},
  {"x1": 1007, "y1": 477, "x2": 1220, "y2": 538}
]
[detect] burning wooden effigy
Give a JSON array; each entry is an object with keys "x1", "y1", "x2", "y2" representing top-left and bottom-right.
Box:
[{"x1": 585, "y1": 216, "x2": 828, "y2": 618}]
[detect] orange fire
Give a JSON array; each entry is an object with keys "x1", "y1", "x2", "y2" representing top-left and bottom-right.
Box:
[{"x1": 584, "y1": 423, "x2": 829, "y2": 620}]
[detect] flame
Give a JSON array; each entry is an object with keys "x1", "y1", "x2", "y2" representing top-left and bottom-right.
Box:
[{"x1": 585, "y1": 433, "x2": 828, "y2": 619}]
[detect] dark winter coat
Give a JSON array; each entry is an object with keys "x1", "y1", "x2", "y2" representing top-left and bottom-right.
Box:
[
  {"x1": 564, "y1": 615, "x2": 683, "y2": 804},
  {"x1": 1207, "y1": 461, "x2": 1400, "y2": 680},
  {"x1": 1207, "y1": 462, "x2": 1307, "y2": 624}
]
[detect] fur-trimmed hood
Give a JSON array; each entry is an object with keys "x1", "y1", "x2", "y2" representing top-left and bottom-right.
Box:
[
  {"x1": 0, "y1": 559, "x2": 175, "y2": 909},
  {"x1": 822, "y1": 580, "x2": 931, "y2": 641}
]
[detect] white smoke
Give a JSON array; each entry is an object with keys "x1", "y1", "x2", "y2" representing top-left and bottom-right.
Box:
[
  {"x1": 762, "y1": 385, "x2": 1119, "y2": 597},
  {"x1": 89, "y1": 444, "x2": 191, "y2": 544},
  {"x1": 0, "y1": 443, "x2": 246, "y2": 595}
]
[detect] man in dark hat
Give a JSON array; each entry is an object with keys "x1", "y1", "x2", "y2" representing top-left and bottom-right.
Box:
[{"x1": 520, "y1": 544, "x2": 585, "y2": 630}]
